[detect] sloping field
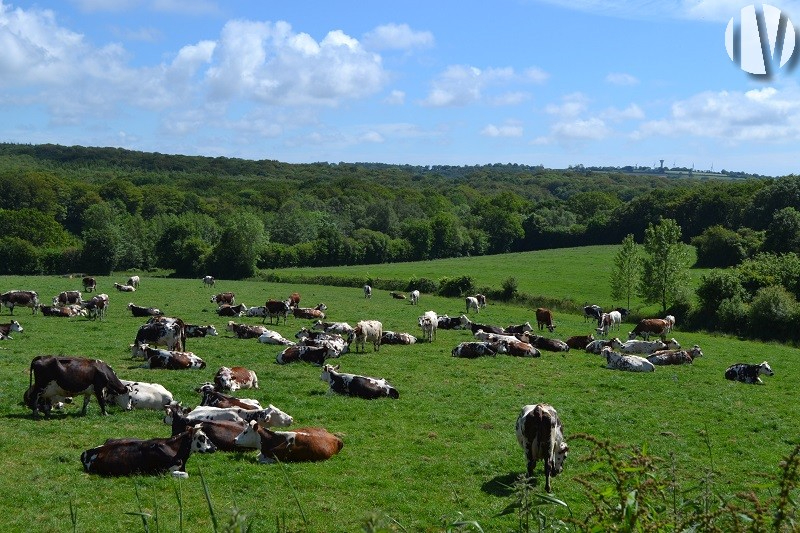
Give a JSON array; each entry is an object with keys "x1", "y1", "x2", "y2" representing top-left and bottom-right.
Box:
[{"x1": 0, "y1": 271, "x2": 794, "y2": 532}]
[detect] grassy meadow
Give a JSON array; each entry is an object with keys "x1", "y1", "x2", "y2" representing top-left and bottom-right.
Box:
[{"x1": 0, "y1": 262, "x2": 796, "y2": 531}]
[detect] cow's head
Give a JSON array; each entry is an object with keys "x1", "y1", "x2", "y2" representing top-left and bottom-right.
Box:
[
  {"x1": 759, "y1": 361, "x2": 774, "y2": 376},
  {"x1": 261, "y1": 404, "x2": 293, "y2": 428},
  {"x1": 190, "y1": 425, "x2": 217, "y2": 453},
  {"x1": 226, "y1": 321, "x2": 236, "y2": 332},
  {"x1": 195, "y1": 382, "x2": 217, "y2": 394},
  {"x1": 321, "y1": 364, "x2": 339, "y2": 383},
  {"x1": 665, "y1": 338, "x2": 681, "y2": 350},
  {"x1": 688, "y1": 345, "x2": 703, "y2": 358},
  {"x1": 233, "y1": 420, "x2": 262, "y2": 449},
  {"x1": 130, "y1": 342, "x2": 149, "y2": 359},
  {"x1": 10, "y1": 320, "x2": 22, "y2": 333},
  {"x1": 552, "y1": 440, "x2": 569, "y2": 476},
  {"x1": 162, "y1": 402, "x2": 187, "y2": 424}
]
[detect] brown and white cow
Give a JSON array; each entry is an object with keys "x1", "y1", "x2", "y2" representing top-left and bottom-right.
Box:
[
  {"x1": 27, "y1": 355, "x2": 131, "y2": 417},
  {"x1": 227, "y1": 321, "x2": 266, "y2": 339},
  {"x1": 53, "y1": 290, "x2": 82, "y2": 307},
  {"x1": 1, "y1": 290, "x2": 39, "y2": 315},
  {"x1": 535, "y1": 308, "x2": 556, "y2": 332},
  {"x1": 521, "y1": 334, "x2": 569, "y2": 352},
  {"x1": 195, "y1": 383, "x2": 262, "y2": 410},
  {"x1": 81, "y1": 425, "x2": 216, "y2": 477},
  {"x1": 39, "y1": 305, "x2": 82, "y2": 318},
  {"x1": 210, "y1": 292, "x2": 235, "y2": 305},
  {"x1": 0, "y1": 319, "x2": 24, "y2": 339},
  {"x1": 82, "y1": 293, "x2": 109, "y2": 320},
  {"x1": 348, "y1": 320, "x2": 383, "y2": 352},
  {"x1": 234, "y1": 421, "x2": 344, "y2": 463},
  {"x1": 320, "y1": 364, "x2": 399, "y2": 399},
  {"x1": 498, "y1": 339, "x2": 541, "y2": 357},
  {"x1": 135, "y1": 317, "x2": 185, "y2": 351},
  {"x1": 82, "y1": 276, "x2": 96, "y2": 293},
  {"x1": 516, "y1": 403, "x2": 568, "y2": 493},
  {"x1": 565, "y1": 334, "x2": 595, "y2": 350},
  {"x1": 628, "y1": 318, "x2": 671, "y2": 341},
  {"x1": 213, "y1": 366, "x2": 258, "y2": 391},
  {"x1": 647, "y1": 345, "x2": 703, "y2": 366},
  {"x1": 132, "y1": 343, "x2": 206, "y2": 370},
  {"x1": 292, "y1": 303, "x2": 327, "y2": 320}
]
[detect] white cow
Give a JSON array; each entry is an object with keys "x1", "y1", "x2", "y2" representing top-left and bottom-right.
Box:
[
  {"x1": 349, "y1": 320, "x2": 383, "y2": 352},
  {"x1": 363, "y1": 285, "x2": 372, "y2": 299},
  {"x1": 107, "y1": 379, "x2": 174, "y2": 410},
  {"x1": 665, "y1": 315, "x2": 676, "y2": 333},
  {"x1": 465, "y1": 296, "x2": 480, "y2": 313},
  {"x1": 179, "y1": 405, "x2": 293, "y2": 428},
  {"x1": 410, "y1": 290, "x2": 420, "y2": 305},
  {"x1": 418, "y1": 311, "x2": 437, "y2": 342},
  {"x1": 611, "y1": 337, "x2": 680, "y2": 355},
  {"x1": 257, "y1": 329, "x2": 296, "y2": 346},
  {"x1": 473, "y1": 329, "x2": 518, "y2": 344},
  {"x1": 603, "y1": 347, "x2": 655, "y2": 372},
  {"x1": 202, "y1": 275, "x2": 215, "y2": 287},
  {"x1": 127, "y1": 275, "x2": 140, "y2": 289}
]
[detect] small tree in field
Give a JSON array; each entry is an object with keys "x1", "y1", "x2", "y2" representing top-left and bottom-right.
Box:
[
  {"x1": 639, "y1": 218, "x2": 692, "y2": 314},
  {"x1": 610, "y1": 233, "x2": 640, "y2": 310}
]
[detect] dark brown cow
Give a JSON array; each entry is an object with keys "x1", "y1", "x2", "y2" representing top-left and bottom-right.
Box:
[
  {"x1": 195, "y1": 383, "x2": 262, "y2": 410},
  {"x1": 518, "y1": 334, "x2": 569, "y2": 352},
  {"x1": 53, "y1": 290, "x2": 82, "y2": 307},
  {"x1": 226, "y1": 321, "x2": 266, "y2": 339},
  {"x1": 535, "y1": 308, "x2": 556, "y2": 332},
  {"x1": 27, "y1": 355, "x2": 131, "y2": 417},
  {"x1": 82, "y1": 276, "x2": 97, "y2": 292},
  {"x1": 628, "y1": 318, "x2": 671, "y2": 341},
  {"x1": 128, "y1": 303, "x2": 164, "y2": 317},
  {"x1": 1, "y1": 290, "x2": 40, "y2": 315},
  {"x1": 264, "y1": 300, "x2": 290, "y2": 324},
  {"x1": 81, "y1": 425, "x2": 216, "y2": 477},
  {"x1": 234, "y1": 421, "x2": 344, "y2": 463},
  {"x1": 210, "y1": 292, "x2": 235, "y2": 305},
  {"x1": 565, "y1": 334, "x2": 595, "y2": 350},
  {"x1": 516, "y1": 404, "x2": 568, "y2": 493}
]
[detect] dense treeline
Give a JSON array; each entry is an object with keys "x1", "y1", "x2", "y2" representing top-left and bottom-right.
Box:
[{"x1": 1, "y1": 143, "x2": 798, "y2": 284}]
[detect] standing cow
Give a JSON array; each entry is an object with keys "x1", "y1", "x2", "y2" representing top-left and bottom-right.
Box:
[
  {"x1": 1, "y1": 290, "x2": 40, "y2": 315},
  {"x1": 82, "y1": 276, "x2": 97, "y2": 293},
  {"x1": 348, "y1": 320, "x2": 383, "y2": 352},
  {"x1": 516, "y1": 404, "x2": 568, "y2": 493},
  {"x1": 535, "y1": 308, "x2": 556, "y2": 333}
]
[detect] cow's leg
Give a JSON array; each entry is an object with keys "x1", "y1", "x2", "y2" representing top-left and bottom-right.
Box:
[
  {"x1": 29, "y1": 386, "x2": 45, "y2": 418},
  {"x1": 543, "y1": 458, "x2": 553, "y2": 492},
  {"x1": 80, "y1": 393, "x2": 92, "y2": 415},
  {"x1": 94, "y1": 386, "x2": 110, "y2": 415}
]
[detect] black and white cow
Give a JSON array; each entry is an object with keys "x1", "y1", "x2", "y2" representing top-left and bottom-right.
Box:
[
  {"x1": 135, "y1": 317, "x2": 186, "y2": 351},
  {"x1": 0, "y1": 319, "x2": 24, "y2": 339},
  {"x1": 132, "y1": 343, "x2": 206, "y2": 370},
  {"x1": 177, "y1": 404, "x2": 293, "y2": 428},
  {"x1": 185, "y1": 324, "x2": 218, "y2": 338},
  {"x1": 226, "y1": 321, "x2": 266, "y2": 339},
  {"x1": 82, "y1": 293, "x2": 109, "y2": 320},
  {"x1": 363, "y1": 284, "x2": 372, "y2": 299},
  {"x1": 277, "y1": 345, "x2": 337, "y2": 365},
  {"x1": 127, "y1": 303, "x2": 164, "y2": 317},
  {"x1": 437, "y1": 315, "x2": 463, "y2": 330},
  {"x1": 168, "y1": 414, "x2": 256, "y2": 452},
  {"x1": 725, "y1": 361, "x2": 774, "y2": 384},
  {"x1": 516, "y1": 404, "x2": 568, "y2": 493},
  {"x1": 583, "y1": 304, "x2": 603, "y2": 323},
  {"x1": 106, "y1": 379, "x2": 174, "y2": 410},
  {"x1": 217, "y1": 303, "x2": 248, "y2": 317},
  {"x1": 380, "y1": 331, "x2": 418, "y2": 345},
  {"x1": 81, "y1": 425, "x2": 216, "y2": 477},
  {"x1": 113, "y1": 282, "x2": 136, "y2": 292},
  {"x1": 202, "y1": 275, "x2": 215, "y2": 287},
  {"x1": 195, "y1": 382, "x2": 262, "y2": 409},
  {"x1": 1, "y1": 290, "x2": 39, "y2": 314},
  {"x1": 53, "y1": 290, "x2": 82, "y2": 307},
  {"x1": 603, "y1": 347, "x2": 655, "y2": 372},
  {"x1": 320, "y1": 364, "x2": 399, "y2": 399},
  {"x1": 82, "y1": 276, "x2": 96, "y2": 293},
  {"x1": 451, "y1": 341, "x2": 505, "y2": 358},
  {"x1": 27, "y1": 355, "x2": 131, "y2": 417}
]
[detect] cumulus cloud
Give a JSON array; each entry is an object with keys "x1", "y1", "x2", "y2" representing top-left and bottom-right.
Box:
[
  {"x1": 363, "y1": 23, "x2": 434, "y2": 50},
  {"x1": 421, "y1": 64, "x2": 547, "y2": 107},
  {"x1": 632, "y1": 86, "x2": 800, "y2": 142},
  {"x1": 551, "y1": 117, "x2": 610, "y2": 141},
  {"x1": 605, "y1": 72, "x2": 639, "y2": 85},
  {"x1": 481, "y1": 121, "x2": 523, "y2": 137},
  {"x1": 601, "y1": 103, "x2": 645, "y2": 121},
  {"x1": 384, "y1": 90, "x2": 406, "y2": 105},
  {"x1": 544, "y1": 93, "x2": 590, "y2": 118}
]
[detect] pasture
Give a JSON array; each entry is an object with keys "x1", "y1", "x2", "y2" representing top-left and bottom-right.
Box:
[{"x1": 0, "y1": 273, "x2": 796, "y2": 532}]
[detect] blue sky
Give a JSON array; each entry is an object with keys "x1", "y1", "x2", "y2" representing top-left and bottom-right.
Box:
[{"x1": 1, "y1": 0, "x2": 799, "y2": 175}]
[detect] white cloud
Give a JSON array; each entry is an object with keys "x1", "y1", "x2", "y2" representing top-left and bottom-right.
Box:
[
  {"x1": 544, "y1": 93, "x2": 589, "y2": 117},
  {"x1": 488, "y1": 91, "x2": 530, "y2": 106},
  {"x1": 601, "y1": 103, "x2": 645, "y2": 121},
  {"x1": 551, "y1": 117, "x2": 610, "y2": 141},
  {"x1": 605, "y1": 72, "x2": 639, "y2": 85},
  {"x1": 363, "y1": 23, "x2": 434, "y2": 50},
  {"x1": 360, "y1": 130, "x2": 385, "y2": 143},
  {"x1": 421, "y1": 64, "x2": 547, "y2": 107},
  {"x1": 384, "y1": 89, "x2": 406, "y2": 105},
  {"x1": 481, "y1": 121, "x2": 523, "y2": 137}
]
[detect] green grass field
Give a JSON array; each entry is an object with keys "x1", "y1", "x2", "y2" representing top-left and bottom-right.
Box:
[{"x1": 0, "y1": 263, "x2": 795, "y2": 531}]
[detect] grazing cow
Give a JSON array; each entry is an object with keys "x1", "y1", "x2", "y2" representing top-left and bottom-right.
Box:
[
  {"x1": 364, "y1": 285, "x2": 372, "y2": 299},
  {"x1": 505, "y1": 322, "x2": 533, "y2": 335},
  {"x1": 465, "y1": 296, "x2": 480, "y2": 314},
  {"x1": 437, "y1": 315, "x2": 463, "y2": 330},
  {"x1": 179, "y1": 404, "x2": 293, "y2": 428},
  {"x1": 526, "y1": 335, "x2": 570, "y2": 353},
  {"x1": 390, "y1": 291, "x2": 406, "y2": 299},
  {"x1": 583, "y1": 304, "x2": 603, "y2": 323},
  {"x1": 628, "y1": 319, "x2": 671, "y2": 341},
  {"x1": 380, "y1": 331, "x2": 418, "y2": 345},
  {"x1": 202, "y1": 275, "x2": 215, "y2": 287},
  {"x1": 113, "y1": 282, "x2": 136, "y2": 292},
  {"x1": 313, "y1": 320, "x2": 355, "y2": 336},
  {"x1": 27, "y1": 355, "x2": 131, "y2": 417},
  {"x1": 605, "y1": 310, "x2": 622, "y2": 331},
  {"x1": 410, "y1": 290, "x2": 420, "y2": 305},
  {"x1": 459, "y1": 315, "x2": 506, "y2": 335},
  {"x1": 516, "y1": 404, "x2": 568, "y2": 493},
  {"x1": 497, "y1": 339, "x2": 541, "y2": 357},
  {"x1": 217, "y1": 303, "x2": 248, "y2": 317},
  {"x1": 565, "y1": 334, "x2": 595, "y2": 350},
  {"x1": 39, "y1": 305, "x2": 82, "y2": 318},
  {"x1": 611, "y1": 337, "x2": 680, "y2": 355},
  {"x1": 127, "y1": 303, "x2": 164, "y2": 318},
  {"x1": 535, "y1": 308, "x2": 556, "y2": 333},
  {"x1": 603, "y1": 347, "x2": 655, "y2": 372},
  {"x1": 235, "y1": 421, "x2": 344, "y2": 463},
  {"x1": 107, "y1": 379, "x2": 174, "y2": 410},
  {"x1": 288, "y1": 292, "x2": 301, "y2": 308},
  {"x1": 227, "y1": 321, "x2": 266, "y2": 339},
  {"x1": 214, "y1": 366, "x2": 258, "y2": 391},
  {"x1": 257, "y1": 329, "x2": 296, "y2": 346},
  {"x1": 320, "y1": 364, "x2": 399, "y2": 399},
  {"x1": 81, "y1": 425, "x2": 216, "y2": 477},
  {"x1": 169, "y1": 415, "x2": 255, "y2": 452},
  {"x1": 293, "y1": 303, "x2": 327, "y2": 320},
  {"x1": 277, "y1": 345, "x2": 336, "y2": 366},
  {"x1": 132, "y1": 343, "x2": 206, "y2": 370},
  {"x1": 127, "y1": 275, "x2": 140, "y2": 289},
  {"x1": 211, "y1": 292, "x2": 235, "y2": 305},
  {"x1": 596, "y1": 313, "x2": 611, "y2": 337},
  {"x1": 134, "y1": 317, "x2": 185, "y2": 351},
  {"x1": 195, "y1": 383, "x2": 262, "y2": 409},
  {"x1": 185, "y1": 324, "x2": 218, "y2": 338},
  {"x1": 725, "y1": 361, "x2": 774, "y2": 384},
  {"x1": 0, "y1": 320, "x2": 23, "y2": 339},
  {"x1": 348, "y1": 320, "x2": 383, "y2": 352},
  {"x1": 264, "y1": 299, "x2": 291, "y2": 325},
  {"x1": 1, "y1": 290, "x2": 39, "y2": 314},
  {"x1": 475, "y1": 294, "x2": 487, "y2": 308},
  {"x1": 451, "y1": 341, "x2": 505, "y2": 358},
  {"x1": 53, "y1": 290, "x2": 82, "y2": 307},
  {"x1": 82, "y1": 293, "x2": 109, "y2": 320},
  {"x1": 585, "y1": 339, "x2": 614, "y2": 354},
  {"x1": 664, "y1": 315, "x2": 676, "y2": 333},
  {"x1": 82, "y1": 276, "x2": 96, "y2": 293},
  {"x1": 418, "y1": 310, "x2": 437, "y2": 342},
  {"x1": 647, "y1": 345, "x2": 703, "y2": 366}
]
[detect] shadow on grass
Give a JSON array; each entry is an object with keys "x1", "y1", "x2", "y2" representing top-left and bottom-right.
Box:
[{"x1": 481, "y1": 471, "x2": 536, "y2": 497}]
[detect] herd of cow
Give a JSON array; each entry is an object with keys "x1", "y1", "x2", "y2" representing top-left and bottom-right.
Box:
[{"x1": 2, "y1": 278, "x2": 778, "y2": 491}]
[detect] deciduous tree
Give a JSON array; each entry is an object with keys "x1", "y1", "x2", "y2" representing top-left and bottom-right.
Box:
[{"x1": 638, "y1": 219, "x2": 692, "y2": 314}]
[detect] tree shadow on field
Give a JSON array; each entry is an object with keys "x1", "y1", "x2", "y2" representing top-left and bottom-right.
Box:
[{"x1": 482, "y1": 471, "x2": 538, "y2": 496}]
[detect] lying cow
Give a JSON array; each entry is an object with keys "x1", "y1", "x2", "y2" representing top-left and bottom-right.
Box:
[
  {"x1": 647, "y1": 345, "x2": 703, "y2": 366},
  {"x1": 23, "y1": 385, "x2": 72, "y2": 416},
  {"x1": 169, "y1": 413, "x2": 257, "y2": 452},
  {"x1": 27, "y1": 355, "x2": 131, "y2": 417},
  {"x1": 257, "y1": 329, "x2": 296, "y2": 346},
  {"x1": 505, "y1": 322, "x2": 533, "y2": 335},
  {"x1": 293, "y1": 303, "x2": 327, "y2": 320},
  {"x1": 522, "y1": 335, "x2": 569, "y2": 353},
  {"x1": 177, "y1": 404, "x2": 293, "y2": 428},
  {"x1": 320, "y1": 364, "x2": 399, "y2": 399},
  {"x1": 106, "y1": 379, "x2": 174, "y2": 410},
  {"x1": 565, "y1": 334, "x2": 595, "y2": 350},
  {"x1": 195, "y1": 383, "x2": 262, "y2": 409},
  {"x1": 39, "y1": 305, "x2": 83, "y2": 317},
  {"x1": 451, "y1": 341, "x2": 505, "y2": 358},
  {"x1": 276, "y1": 345, "x2": 337, "y2": 366},
  {"x1": 516, "y1": 403, "x2": 568, "y2": 493},
  {"x1": 380, "y1": 331, "x2": 417, "y2": 345},
  {"x1": 234, "y1": 421, "x2": 344, "y2": 464},
  {"x1": 132, "y1": 343, "x2": 206, "y2": 370},
  {"x1": 725, "y1": 361, "x2": 774, "y2": 384},
  {"x1": 497, "y1": 339, "x2": 541, "y2": 357},
  {"x1": 603, "y1": 347, "x2": 655, "y2": 372},
  {"x1": 437, "y1": 315, "x2": 462, "y2": 330},
  {"x1": 0, "y1": 320, "x2": 24, "y2": 339},
  {"x1": 185, "y1": 324, "x2": 218, "y2": 338},
  {"x1": 113, "y1": 282, "x2": 136, "y2": 292},
  {"x1": 611, "y1": 337, "x2": 680, "y2": 355},
  {"x1": 227, "y1": 321, "x2": 266, "y2": 339},
  {"x1": 217, "y1": 303, "x2": 248, "y2": 317},
  {"x1": 81, "y1": 425, "x2": 215, "y2": 477},
  {"x1": 313, "y1": 320, "x2": 354, "y2": 336},
  {"x1": 585, "y1": 339, "x2": 614, "y2": 354},
  {"x1": 127, "y1": 303, "x2": 164, "y2": 317},
  {"x1": 214, "y1": 366, "x2": 258, "y2": 391},
  {"x1": 458, "y1": 315, "x2": 505, "y2": 335}
]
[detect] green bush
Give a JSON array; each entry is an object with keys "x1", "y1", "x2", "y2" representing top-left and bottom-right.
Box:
[
  {"x1": 437, "y1": 275, "x2": 475, "y2": 297},
  {"x1": 748, "y1": 285, "x2": 799, "y2": 340},
  {"x1": 406, "y1": 277, "x2": 437, "y2": 294}
]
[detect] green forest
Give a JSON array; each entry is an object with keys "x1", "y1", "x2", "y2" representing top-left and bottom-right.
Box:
[{"x1": 4, "y1": 142, "x2": 800, "y2": 341}]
